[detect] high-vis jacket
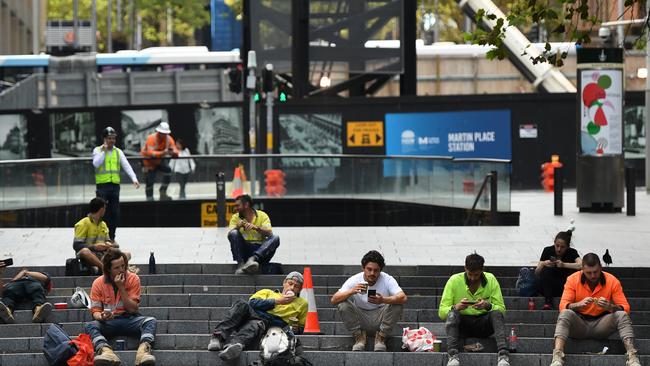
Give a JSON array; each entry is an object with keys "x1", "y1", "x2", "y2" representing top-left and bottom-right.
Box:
[
  {"x1": 140, "y1": 133, "x2": 178, "y2": 170},
  {"x1": 92, "y1": 146, "x2": 138, "y2": 185}
]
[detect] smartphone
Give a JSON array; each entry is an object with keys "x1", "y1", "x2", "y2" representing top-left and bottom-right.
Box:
[
  {"x1": 550, "y1": 256, "x2": 557, "y2": 262},
  {"x1": 368, "y1": 289, "x2": 377, "y2": 297},
  {"x1": 0, "y1": 258, "x2": 13, "y2": 267},
  {"x1": 462, "y1": 299, "x2": 478, "y2": 304}
]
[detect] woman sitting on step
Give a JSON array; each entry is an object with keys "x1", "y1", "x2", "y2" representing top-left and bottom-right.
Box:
[{"x1": 535, "y1": 229, "x2": 581, "y2": 309}]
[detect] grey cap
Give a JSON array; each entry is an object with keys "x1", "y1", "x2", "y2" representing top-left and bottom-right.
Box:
[{"x1": 285, "y1": 271, "x2": 304, "y2": 285}]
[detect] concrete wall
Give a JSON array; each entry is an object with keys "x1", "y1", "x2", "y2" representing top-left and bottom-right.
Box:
[{"x1": 0, "y1": 0, "x2": 43, "y2": 55}]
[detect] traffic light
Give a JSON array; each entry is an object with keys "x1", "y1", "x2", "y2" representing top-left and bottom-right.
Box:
[
  {"x1": 254, "y1": 92, "x2": 260, "y2": 102},
  {"x1": 278, "y1": 84, "x2": 289, "y2": 102},
  {"x1": 262, "y1": 64, "x2": 274, "y2": 93},
  {"x1": 228, "y1": 66, "x2": 243, "y2": 94}
]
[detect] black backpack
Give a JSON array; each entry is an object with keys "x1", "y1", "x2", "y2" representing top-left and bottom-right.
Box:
[{"x1": 43, "y1": 323, "x2": 78, "y2": 366}]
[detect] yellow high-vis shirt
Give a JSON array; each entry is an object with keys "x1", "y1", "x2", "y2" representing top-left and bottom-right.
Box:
[
  {"x1": 228, "y1": 210, "x2": 272, "y2": 242},
  {"x1": 249, "y1": 289, "x2": 307, "y2": 327}
]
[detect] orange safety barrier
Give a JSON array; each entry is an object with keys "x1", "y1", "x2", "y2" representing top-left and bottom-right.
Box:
[{"x1": 540, "y1": 155, "x2": 563, "y2": 192}]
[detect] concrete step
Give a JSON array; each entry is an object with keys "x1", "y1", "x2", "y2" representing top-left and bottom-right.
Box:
[
  {"x1": 1, "y1": 332, "x2": 649, "y2": 354},
  {"x1": 0, "y1": 350, "x2": 649, "y2": 366},
  {"x1": 18, "y1": 274, "x2": 650, "y2": 291},
  {"x1": 7, "y1": 306, "x2": 650, "y2": 327},
  {"x1": 5, "y1": 263, "x2": 650, "y2": 278}
]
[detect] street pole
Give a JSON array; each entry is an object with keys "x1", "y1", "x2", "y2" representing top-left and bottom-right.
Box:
[
  {"x1": 107, "y1": 0, "x2": 113, "y2": 53},
  {"x1": 117, "y1": 0, "x2": 122, "y2": 32},
  {"x1": 646, "y1": 0, "x2": 650, "y2": 194},
  {"x1": 73, "y1": 0, "x2": 79, "y2": 49},
  {"x1": 32, "y1": 0, "x2": 39, "y2": 54},
  {"x1": 265, "y1": 64, "x2": 275, "y2": 171},
  {"x1": 92, "y1": 0, "x2": 97, "y2": 52},
  {"x1": 247, "y1": 50, "x2": 258, "y2": 195}
]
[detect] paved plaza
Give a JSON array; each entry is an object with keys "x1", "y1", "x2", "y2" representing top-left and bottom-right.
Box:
[{"x1": 1, "y1": 189, "x2": 649, "y2": 268}]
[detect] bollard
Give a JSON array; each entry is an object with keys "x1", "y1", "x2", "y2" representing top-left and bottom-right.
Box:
[
  {"x1": 490, "y1": 170, "x2": 497, "y2": 213},
  {"x1": 554, "y1": 166, "x2": 562, "y2": 216},
  {"x1": 626, "y1": 167, "x2": 635, "y2": 216},
  {"x1": 216, "y1": 172, "x2": 226, "y2": 227}
]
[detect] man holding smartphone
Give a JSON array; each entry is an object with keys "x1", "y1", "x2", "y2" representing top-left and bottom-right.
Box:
[
  {"x1": 549, "y1": 253, "x2": 640, "y2": 366},
  {"x1": 439, "y1": 253, "x2": 509, "y2": 366},
  {"x1": 85, "y1": 249, "x2": 157, "y2": 366},
  {"x1": 227, "y1": 194, "x2": 280, "y2": 274},
  {"x1": 331, "y1": 250, "x2": 407, "y2": 352},
  {"x1": 0, "y1": 264, "x2": 53, "y2": 324}
]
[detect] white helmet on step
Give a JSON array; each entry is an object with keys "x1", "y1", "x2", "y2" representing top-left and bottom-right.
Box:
[{"x1": 70, "y1": 287, "x2": 91, "y2": 309}]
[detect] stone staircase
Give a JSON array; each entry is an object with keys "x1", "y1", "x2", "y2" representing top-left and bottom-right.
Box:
[{"x1": 1, "y1": 264, "x2": 649, "y2": 366}]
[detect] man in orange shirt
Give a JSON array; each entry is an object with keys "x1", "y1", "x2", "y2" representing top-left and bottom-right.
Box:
[
  {"x1": 140, "y1": 122, "x2": 178, "y2": 201},
  {"x1": 85, "y1": 250, "x2": 157, "y2": 366},
  {"x1": 549, "y1": 253, "x2": 640, "y2": 366}
]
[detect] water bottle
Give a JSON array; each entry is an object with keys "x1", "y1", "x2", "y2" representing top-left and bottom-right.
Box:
[
  {"x1": 528, "y1": 297, "x2": 535, "y2": 311},
  {"x1": 149, "y1": 252, "x2": 156, "y2": 274},
  {"x1": 508, "y1": 327, "x2": 518, "y2": 353}
]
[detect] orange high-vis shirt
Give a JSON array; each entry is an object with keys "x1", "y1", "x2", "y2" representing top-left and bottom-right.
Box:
[
  {"x1": 559, "y1": 271, "x2": 630, "y2": 316},
  {"x1": 140, "y1": 133, "x2": 178, "y2": 170},
  {"x1": 90, "y1": 272, "x2": 141, "y2": 316}
]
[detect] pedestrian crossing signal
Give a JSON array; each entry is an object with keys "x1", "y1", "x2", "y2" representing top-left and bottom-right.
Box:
[
  {"x1": 279, "y1": 91, "x2": 287, "y2": 102},
  {"x1": 254, "y1": 92, "x2": 260, "y2": 102}
]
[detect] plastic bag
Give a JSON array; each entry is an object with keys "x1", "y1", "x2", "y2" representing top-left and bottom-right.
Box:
[
  {"x1": 401, "y1": 327, "x2": 435, "y2": 352},
  {"x1": 67, "y1": 333, "x2": 94, "y2": 366}
]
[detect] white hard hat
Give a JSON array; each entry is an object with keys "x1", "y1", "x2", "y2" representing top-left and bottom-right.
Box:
[
  {"x1": 70, "y1": 287, "x2": 91, "y2": 309},
  {"x1": 155, "y1": 121, "x2": 171, "y2": 134}
]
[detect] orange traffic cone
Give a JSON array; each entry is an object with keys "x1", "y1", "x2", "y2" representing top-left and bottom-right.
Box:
[
  {"x1": 299, "y1": 267, "x2": 322, "y2": 334},
  {"x1": 231, "y1": 166, "x2": 243, "y2": 198}
]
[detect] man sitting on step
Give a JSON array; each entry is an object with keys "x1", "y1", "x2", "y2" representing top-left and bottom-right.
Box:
[
  {"x1": 207, "y1": 272, "x2": 307, "y2": 361},
  {"x1": 85, "y1": 249, "x2": 157, "y2": 366},
  {"x1": 331, "y1": 250, "x2": 407, "y2": 352},
  {"x1": 549, "y1": 253, "x2": 641, "y2": 366},
  {"x1": 438, "y1": 253, "x2": 510, "y2": 366},
  {"x1": 0, "y1": 263, "x2": 53, "y2": 324},
  {"x1": 228, "y1": 194, "x2": 280, "y2": 274},
  {"x1": 73, "y1": 197, "x2": 131, "y2": 271}
]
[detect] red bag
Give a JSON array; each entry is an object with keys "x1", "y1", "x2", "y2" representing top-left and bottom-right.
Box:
[{"x1": 67, "y1": 333, "x2": 94, "y2": 366}]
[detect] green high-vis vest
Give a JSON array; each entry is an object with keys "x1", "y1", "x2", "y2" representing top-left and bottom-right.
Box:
[{"x1": 95, "y1": 148, "x2": 121, "y2": 184}]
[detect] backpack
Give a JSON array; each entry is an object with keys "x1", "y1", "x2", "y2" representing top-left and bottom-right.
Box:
[
  {"x1": 515, "y1": 267, "x2": 539, "y2": 297},
  {"x1": 43, "y1": 323, "x2": 78, "y2": 366},
  {"x1": 249, "y1": 327, "x2": 312, "y2": 366},
  {"x1": 65, "y1": 258, "x2": 99, "y2": 276}
]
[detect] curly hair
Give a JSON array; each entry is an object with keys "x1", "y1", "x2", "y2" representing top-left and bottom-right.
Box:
[{"x1": 361, "y1": 250, "x2": 385, "y2": 269}]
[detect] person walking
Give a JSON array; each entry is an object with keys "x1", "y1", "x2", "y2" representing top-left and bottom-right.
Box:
[
  {"x1": 169, "y1": 139, "x2": 195, "y2": 199},
  {"x1": 140, "y1": 122, "x2": 178, "y2": 201},
  {"x1": 93, "y1": 126, "x2": 140, "y2": 240}
]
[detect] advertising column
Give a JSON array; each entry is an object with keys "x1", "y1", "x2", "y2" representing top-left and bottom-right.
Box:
[{"x1": 576, "y1": 48, "x2": 624, "y2": 211}]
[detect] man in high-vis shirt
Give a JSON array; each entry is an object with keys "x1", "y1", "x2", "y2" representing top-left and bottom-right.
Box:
[
  {"x1": 93, "y1": 126, "x2": 140, "y2": 240},
  {"x1": 549, "y1": 253, "x2": 640, "y2": 366},
  {"x1": 140, "y1": 121, "x2": 178, "y2": 201},
  {"x1": 438, "y1": 253, "x2": 510, "y2": 366},
  {"x1": 207, "y1": 272, "x2": 307, "y2": 361},
  {"x1": 228, "y1": 194, "x2": 280, "y2": 274},
  {"x1": 73, "y1": 197, "x2": 130, "y2": 271},
  {"x1": 85, "y1": 249, "x2": 157, "y2": 366}
]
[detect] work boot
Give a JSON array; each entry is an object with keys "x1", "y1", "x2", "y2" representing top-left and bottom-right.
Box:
[
  {"x1": 623, "y1": 338, "x2": 642, "y2": 366},
  {"x1": 0, "y1": 301, "x2": 14, "y2": 324},
  {"x1": 32, "y1": 302, "x2": 53, "y2": 323},
  {"x1": 207, "y1": 334, "x2": 224, "y2": 351},
  {"x1": 497, "y1": 350, "x2": 510, "y2": 366},
  {"x1": 135, "y1": 341, "x2": 156, "y2": 366},
  {"x1": 234, "y1": 262, "x2": 246, "y2": 275},
  {"x1": 549, "y1": 349, "x2": 565, "y2": 366},
  {"x1": 241, "y1": 256, "x2": 259, "y2": 274},
  {"x1": 219, "y1": 343, "x2": 243, "y2": 361},
  {"x1": 352, "y1": 330, "x2": 366, "y2": 351},
  {"x1": 159, "y1": 191, "x2": 172, "y2": 201},
  {"x1": 94, "y1": 346, "x2": 121, "y2": 366},
  {"x1": 373, "y1": 331, "x2": 387, "y2": 352},
  {"x1": 446, "y1": 352, "x2": 460, "y2": 366}
]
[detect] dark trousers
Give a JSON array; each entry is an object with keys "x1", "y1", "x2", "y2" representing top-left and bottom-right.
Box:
[
  {"x1": 1, "y1": 278, "x2": 47, "y2": 311},
  {"x1": 539, "y1": 267, "x2": 571, "y2": 303},
  {"x1": 212, "y1": 300, "x2": 267, "y2": 347},
  {"x1": 145, "y1": 161, "x2": 172, "y2": 200},
  {"x1": 96, "y1": 183, "x2": 120, "y2": 240},
  {"x1": 176, "y1": 173, "x2": 189, "y2": 199},
  {"x1": 85, "y1": 314, "x2": 157, "y2": 352},
  {"x1": 228, "y1": 230, "x2": 280, "y2": 264},
  {"x1": 445, "y1": 309, "x2": 508, "y2": 354}
]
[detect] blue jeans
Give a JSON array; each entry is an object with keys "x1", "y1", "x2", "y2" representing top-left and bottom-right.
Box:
[
  {"x1": 228, "y1": 230, "x2": 280, "y2": 264},
  {"x1": 96, "y1": 183, "x2": 120, "y2": 240},
  {"x1": 85, "y1": 313, "x2": 157, "y2": 352}
]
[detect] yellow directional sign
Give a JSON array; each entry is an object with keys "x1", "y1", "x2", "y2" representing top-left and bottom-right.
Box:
[
  {"x1": 347, "y1": 121, "x2": 384, "y2": 147},
  {"x1": 201, "y1": 202, "x2": 237, "y2": 227}
]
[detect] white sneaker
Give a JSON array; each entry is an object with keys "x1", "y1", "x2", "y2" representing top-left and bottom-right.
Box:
[
  {"x1": 497, "y1": 353, "x2": 510, "y2": 366},
  {"x1": 447, "y1": 353, "x2": 460, "y2": 366},
  {"x1": 550, "y1": 349, "x2": 565, "y2": 366},
  {"x1": 207, "y1": 336, "x2": 223, "y2": 351}
]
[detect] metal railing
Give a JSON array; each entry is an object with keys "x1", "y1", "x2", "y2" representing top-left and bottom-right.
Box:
[{"x1": 0, "y1": 154, "x2": 511, "y2": 212}]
